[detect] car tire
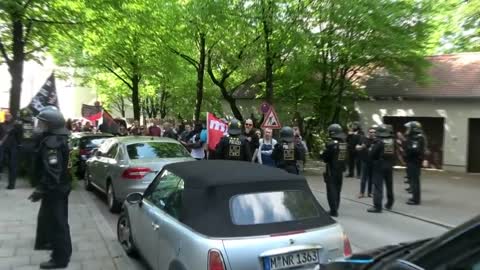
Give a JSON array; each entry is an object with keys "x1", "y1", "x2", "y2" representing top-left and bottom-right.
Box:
[
  {"x1": 107, "y1": 181, "x2": 121, "y2": 213},
  {"x1": 84, "y1": 169, "x2": 93, "y2": 191},
  {"x1": 117, "y1": 212, "x2": 137, "y2": 257}
]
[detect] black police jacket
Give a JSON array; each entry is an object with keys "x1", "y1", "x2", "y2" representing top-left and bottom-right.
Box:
[
  {"x1": 36, "y1": 135, "x2": 71, "y2": 194},
  {"x1": 405, "y1": 134, "x2": 425, "y2": 163},
  {"x1": 271, "y1": 142, "x2": 304, "y2": 169},
  {"x1": 214, "y1": 135, "x2": 251, "y2": 161},
  {"x1": 321, "y1": 139, "x2": 347, "y2": 172},
  {"x1": 369, "y1": 137, "x2": 395, "y2": 167}
]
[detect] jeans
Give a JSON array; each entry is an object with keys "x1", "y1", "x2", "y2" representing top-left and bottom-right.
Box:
[{"x1": 360, "y1": 161, "x2": 373, "y2": 195}]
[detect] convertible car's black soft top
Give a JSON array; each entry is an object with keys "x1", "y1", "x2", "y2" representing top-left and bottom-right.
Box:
[{"x1": 163, "y1": 160, "x2": 335, "y2": 237}]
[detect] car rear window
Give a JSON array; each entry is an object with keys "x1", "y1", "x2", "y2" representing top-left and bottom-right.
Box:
[
  {"x1": 127, "y1": 142, "x2": 190, "y2": 159},
  {"x1": 80, "y1": 137, "x2": 110, "y2": 148},
  {"x1": 230, "y1": 190, "x2": 320, "y2": 225}
]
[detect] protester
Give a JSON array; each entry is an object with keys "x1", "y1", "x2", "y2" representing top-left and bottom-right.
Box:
[
  {"x1": 148, "y1": 119, "x2": 162, "y2": 137},
  {"x1": 163, "y1": 122, "x2": 178, "y2": 139},
  {"x1": 129, "y1": 120, "x2": 142, "y2": 135},
  {"x1": 179, "y1": 123, "x2": 192, "y2": 144},
  {"x1": 186, "y1": 122, "x2": 205, "y2": 160},
  {"x1": 243, "y1": 118, "x2": 259, "y2": 160},
  {"x1": 82, "y1": 121, "x2": 93, "y2": 132},
  {"x1": 256, "y1": 128, "x2": 277, "y2": 166}
]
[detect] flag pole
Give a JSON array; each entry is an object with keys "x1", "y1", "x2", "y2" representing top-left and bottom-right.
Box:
[{"x1": 206, "y1": 112, "x2": 209, "y2": 160}]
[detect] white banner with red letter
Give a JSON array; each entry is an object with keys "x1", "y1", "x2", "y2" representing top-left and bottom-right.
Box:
[{"x1": 207, "y1": 112, "x2": 228, "y2": 151}]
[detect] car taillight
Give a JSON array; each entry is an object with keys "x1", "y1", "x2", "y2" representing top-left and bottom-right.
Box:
[
  {"x1": 343, "y1": 233, "x2": 352, "y2": 257},
  {"x1": 208, "y1": 249, "x2": 226, "y2": 270},
  {"x1": 122, "y1": 167, "x2": 152, "y2": 180}
]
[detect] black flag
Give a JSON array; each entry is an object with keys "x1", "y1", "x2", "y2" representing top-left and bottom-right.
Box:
[
  {"x1": 99, "y1": 110, "x2": 120, "y2": 134},
  {"x1": 27, "y1": 73, "x2": 59, "y2": 116},
  {"x1": 81, "y1": 104, "x2": 103, "y2": 121}
]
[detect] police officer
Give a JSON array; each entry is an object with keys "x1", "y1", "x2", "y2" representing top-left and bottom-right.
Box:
[
  {"x1": 367, "y1": 124, "x2": 395, "y2": 213},
  {"x1": 321, "y1": 124, "x2": 347, "y2": 217},
  {"x1": 404, "y1": 121, "x2": 425, "y2": 205},
  {"x1": 28, "y1": 106, "x2": 72, "y2": 269},
  {"x1": 272, "y1": 126, "x2": 305, "y2": 174},
  {"x1": 215, "y1": 119, "x2": 251, "y2": 161},
  {"x1": 0, "y1": 111, "x2": 22, "y2": 189}
]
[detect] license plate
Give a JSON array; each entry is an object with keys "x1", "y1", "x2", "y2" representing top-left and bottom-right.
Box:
[{"x1": 264, "y1": 250, "x2": 319, "y2": 270}]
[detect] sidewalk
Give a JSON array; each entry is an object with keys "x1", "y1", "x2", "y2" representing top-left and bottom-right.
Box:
[
  {"x1": 0, "y1": 173, "x2": 135, "y2": 270},
  {"x1": 305, "y1": 165, "x2": 480, "y2": 228}
]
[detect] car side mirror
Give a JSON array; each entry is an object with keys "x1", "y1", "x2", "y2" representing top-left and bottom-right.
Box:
[{"x1": 126, "y1": 192, "x2": 143, "y2": 204}]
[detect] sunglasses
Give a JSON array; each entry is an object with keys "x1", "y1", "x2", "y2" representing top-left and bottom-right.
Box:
[{"x1": 245, "y1": 123, "x2": 253, "y2": 127}]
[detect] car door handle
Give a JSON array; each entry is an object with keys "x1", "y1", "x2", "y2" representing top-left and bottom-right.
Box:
[{"x1": 151, "y1": 222, "x2": 160, "y2": 231}]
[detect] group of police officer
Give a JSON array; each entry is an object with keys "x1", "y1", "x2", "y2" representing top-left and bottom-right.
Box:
[
  {"x1": 214, "y1": 119, "x2": 306, "y2": 174},
  {"x1": 1, "y1": 107, "x2": 72, "y2": 269},
  {"x1": 320, "y1": 121, "x2": 426, "y2": 217}
]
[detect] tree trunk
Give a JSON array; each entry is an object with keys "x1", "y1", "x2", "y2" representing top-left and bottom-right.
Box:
[
  {"x1": 131, "y1": 74, "x2": 141, "y2": 121},
  {"x1": 262, "y1": 0, "x2": 274, "y2": 104},
  {"x1": 9, "y1": 18, "x2": 25, "y2": 117},
  {"x1": 194, "y1": 33, "x2": 206, "y2": 122},
  {"x1": 120, "y1": 97, "x2": 125, "y2": 117}
]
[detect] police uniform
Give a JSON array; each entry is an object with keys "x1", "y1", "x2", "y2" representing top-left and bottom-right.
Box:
[
  {"x1": 214, "y1": 135, "x2": 251, "y2": 161},
  {"x1": 368, "y1": 125, "x2": 395, "y2": 212},
  {"x1": 272, "y1": 141, "x2": 304, "y2": 174},
  {"x1": 321, "y1": 124, "x2": 347, "y2": 217},
  {"x1": 28, "y1": 107, "x2": 72, "y2": 269},
  {"x1": 405, "y1": 131, "x2": 425, "y2": 205},
  {"x1": 214, "y1": 119, "x2": 251, "y2": 161}
]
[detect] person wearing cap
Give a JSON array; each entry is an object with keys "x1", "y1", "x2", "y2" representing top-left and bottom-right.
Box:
[
  {"x1": 404, "y1": 121, "x2": 425, "y2": 205},
  {"x1": 28, "y1": 106, "x2": 72, "y2": 269},
  {"x1": 215, "y1": 119, "x2": 251, "y2": 161},
  {"x1": 367, "y1": 124, "x2": 395, "y2": 213},
  {"x1": 320, "y1": 124, "x2": 347, "y2": 217},
  {"x1": 272, "y1": 126, "x2": 305, "y2": 174}
]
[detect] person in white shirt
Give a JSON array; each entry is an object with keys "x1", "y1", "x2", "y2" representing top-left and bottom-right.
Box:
[{"x1": 256, "y1": 128, "x2": 277, "y2": 166}]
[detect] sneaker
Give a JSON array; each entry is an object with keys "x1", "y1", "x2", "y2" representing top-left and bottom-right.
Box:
[{"x1": 358, "y1": 193, "x2": 365, "y2": 199}]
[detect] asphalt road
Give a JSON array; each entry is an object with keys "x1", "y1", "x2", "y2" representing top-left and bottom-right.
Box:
[{"x1": 84, "y1": 177, "x2": 449, "y2": 268}]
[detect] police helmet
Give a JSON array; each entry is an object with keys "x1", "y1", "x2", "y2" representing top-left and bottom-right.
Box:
[
  {"x1": 228, "y1": 119, "x2": 242, "y2": 136},
  {"x1": 405, "y1": 121, "x2": 422, "y2": 135},
  {"x1": 280, "y1": 126, "x2": 294, "y2": 143},
  {"x1": 351, "y1": 121, "x2": 361, "y2": 131},
  {"x1": 376, "y1": 124, "x2": 392, "y2": 138},
  {"x1": 327, "y1": 124, "x2": 346, "y2": 139},
  {"x1": 36, "y1": 106, "x2": 69, "y2": 135}
]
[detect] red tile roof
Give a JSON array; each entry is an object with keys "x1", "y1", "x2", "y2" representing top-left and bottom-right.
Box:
[{"x1": 365, "y1": 52, "x2": 480, "y2": 98}]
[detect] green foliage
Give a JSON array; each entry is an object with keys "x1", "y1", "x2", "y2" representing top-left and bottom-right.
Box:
[{"x1": 441, "y1": 0, "x2": 480, "y2": 53}]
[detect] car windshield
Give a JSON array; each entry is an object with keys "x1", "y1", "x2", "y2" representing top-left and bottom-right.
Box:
[
  {"x1": 80, "y1": 137, "x2": 111, "y2": 149},
  {"x1": 230, "y1": 190, "x2": 320, "y2": 225},
  {"x1": 127, "y1": 142, "x2": 190, "y2": 159}
]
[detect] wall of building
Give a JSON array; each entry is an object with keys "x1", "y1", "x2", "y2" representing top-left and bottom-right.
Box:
[
  {"x1": 356, "y1": 99, "x2": 480, "y2": 172},
  {"x1": 1, "y1": 59, "x2": 97, "y2": 119}
]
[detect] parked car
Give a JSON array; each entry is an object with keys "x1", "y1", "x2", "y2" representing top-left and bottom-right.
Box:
[
  {"x1": 85, "y1": 136, "x2": 193, "y2": 212},
  {"x1": 324, "y1": 215, "x2": 480, "y2": 270},
  {"x1": 117, "y1": 160, "x2": 352, "y2": 270},
  {"x1": 68, "y1": 132, "x2": 114, "y2": 178}
]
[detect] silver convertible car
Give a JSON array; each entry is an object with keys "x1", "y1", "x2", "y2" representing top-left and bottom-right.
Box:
[
  {"x1": 84, "y1": 136, "x2": 193, "y2": 212},
  {"x1": 118, "y1": 160, "x2": 352, "y2": 270}
]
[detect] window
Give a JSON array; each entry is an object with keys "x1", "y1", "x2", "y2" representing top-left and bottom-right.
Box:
[
  {"x1": 230, "y1": 190, "x2": 320, "y2": 225},
  {"x1": 144, "y1": 170, "x2": 184, "y2": 220},
  {"x1": 126, "y1": 142, "x2": 190, "y2": 160},
  {"x1": 105, "y1": 144, "x2": 118, "y2": 159},
  {"x1": 80, "y1": 137, "x2": 110, "y2": 149}
]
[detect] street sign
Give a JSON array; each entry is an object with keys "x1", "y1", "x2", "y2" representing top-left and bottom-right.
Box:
[
  {"x1": 260, "y1": 102, "x2": 270, "y2": 114},
  {"x1": 261, "y1": 107, "x2": 282, "y2": 129}
]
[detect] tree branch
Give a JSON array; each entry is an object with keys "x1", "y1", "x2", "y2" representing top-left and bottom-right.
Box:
[
  {"x1": 167, "y1": 46, "x2": 199, "y2": 69},
  {"x1": 23, "y1": 0, "x2": 35, "y2": 9},
  {"x1": 25, "y1": 43, "x2": 47, "y2": 56},
  {"x1": 28, "y1": 18, "x2": 88, "y2": 25},
  {"x1": 0, "y1": 38, "x2": 11, "y2": 64},
  {"x1": 102, "y1": 64, "x2": 133, "y2": 89},
  {"x1": 111, "y1": 58, "x2": 132, "y2": 81}
]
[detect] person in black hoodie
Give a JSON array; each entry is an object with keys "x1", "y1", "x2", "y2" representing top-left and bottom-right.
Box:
[
  {"x1": 0, "y1": 112, "x2": 22, "y2": 189},
  {"x1": 346, "y1": 121, "x2": 363, "y2": 178},
  {"x1": 356, "y1": 126, "x2": 377, "y2": 198}
]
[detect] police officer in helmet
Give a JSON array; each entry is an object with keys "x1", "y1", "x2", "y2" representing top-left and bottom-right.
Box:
[
  {"x1": 321, "y1": 124, "x2": 347, "y2": 217},
  {"x1": 28, "y1": 106, "x2": 72, "y2": 269},
  {"x1": 215, "y1": 119, "x2": 251, "y2": 161},
  {"x1": 272, "y1": 126, "x2": 305, "y2": 174},
  {"x1": 404, "y1": 121, "x2": 425, "y2": 205},
  {"x1": 367, "y1": 124, "x2": 395, "y2": 213}
]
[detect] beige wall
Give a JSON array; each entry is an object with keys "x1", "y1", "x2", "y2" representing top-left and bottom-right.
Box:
[{"x1": 356, "y1": 99, "x2": 480, "y2": 172}]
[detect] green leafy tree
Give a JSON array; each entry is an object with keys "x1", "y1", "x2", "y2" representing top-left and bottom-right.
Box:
[{"x1": 0, "y1": 0, "x2": 85, "y2": 116}]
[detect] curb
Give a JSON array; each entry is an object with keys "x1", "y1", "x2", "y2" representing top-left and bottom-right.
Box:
[
  {"x1": 311, "y1": 188, "x2": 455, "y2": 230},
  {"x1": 78, "y1": 189, "x2": 137, "y2": 270}
]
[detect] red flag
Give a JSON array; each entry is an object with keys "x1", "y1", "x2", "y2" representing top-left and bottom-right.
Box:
[
  {"x1": 81, "y1": 104, "x2": 103, "y2": 122},
  {"x1": 207, "y1": 113, "x2": 228, "y2": 151}
]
